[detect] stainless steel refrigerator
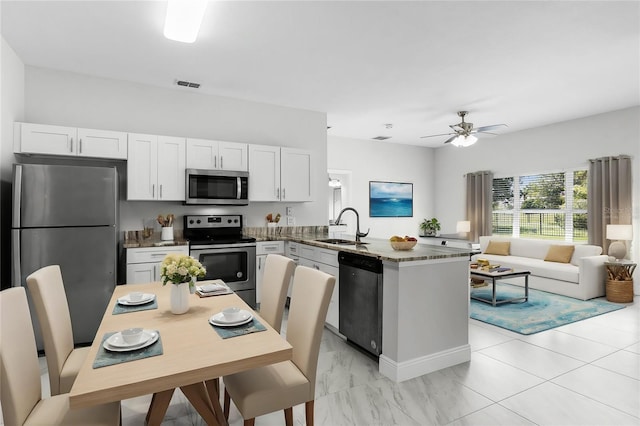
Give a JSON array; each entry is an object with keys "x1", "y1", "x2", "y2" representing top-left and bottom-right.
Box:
[{"x1": 12, "y1": 163, "x2": 118, "y2": 350}]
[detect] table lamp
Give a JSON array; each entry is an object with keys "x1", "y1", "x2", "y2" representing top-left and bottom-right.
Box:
[
  {"x1": 456, "y1": 221, "x2": 471, "y2": 238},
  {"x1": 606, "y1": 224, "x2": 633, "y2": 260}
]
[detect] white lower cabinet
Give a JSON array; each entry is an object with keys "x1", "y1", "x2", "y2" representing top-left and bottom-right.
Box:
[
  {"x1": 125, "y1": 246, "x2": 189, "y2": 284},
  {"x1": 295, "y1": 243, "x2": 340, "y2": 329},
  {"x1": 255, "y1": 241, "x2": 285, "y2": 304}
]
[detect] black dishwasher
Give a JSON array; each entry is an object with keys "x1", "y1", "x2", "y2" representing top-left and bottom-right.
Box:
[{"x1": 338, "y1": 251, "x2": 383, "y2": 357}]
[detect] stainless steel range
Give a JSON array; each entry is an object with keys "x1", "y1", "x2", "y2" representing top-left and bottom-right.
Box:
[{"x1": 184, "y1": 215, "x2": 256, "y2": 308}]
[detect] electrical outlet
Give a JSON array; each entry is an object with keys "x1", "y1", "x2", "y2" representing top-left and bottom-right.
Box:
[
  {"x1": 287, "y1": 216, "x2": 295, "y2": 226},
  {"x1": 286, "y1": 207, "x2": 293, "y2": 216}
]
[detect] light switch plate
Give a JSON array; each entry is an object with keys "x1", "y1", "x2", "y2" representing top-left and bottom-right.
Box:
[
  {"x1": 287, "y1": 216, "x2": 295, "y2": 226},
  {"x1": 286, "y1": 207, "x2": 293, "y2": 216}
]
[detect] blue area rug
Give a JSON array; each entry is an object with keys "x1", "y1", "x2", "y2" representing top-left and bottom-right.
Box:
[{"x1": 470, "y1": 283, "x2": 625, "y2": 335}]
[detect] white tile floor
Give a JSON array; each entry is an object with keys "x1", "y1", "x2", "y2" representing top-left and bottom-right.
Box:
[{"x1": 4, "y1": 296, "x2": 639, "y2": 425}]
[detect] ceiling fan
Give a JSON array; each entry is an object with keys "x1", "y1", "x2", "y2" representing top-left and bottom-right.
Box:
[{"x1": 420, "y1": 111, "x2": 507, "y2": 147}]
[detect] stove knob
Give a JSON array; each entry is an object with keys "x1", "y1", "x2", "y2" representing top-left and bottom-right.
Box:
[
  {"x1": 189, "y1": 220, "x2": 194, "y2": 224},
  {"x1": 196, "y1": 219, "x2": 201, "y2": 224},
  {"x1": 227, "y1": 219, "x2": 232, "y2": 223},
  {"x1": 234, "y1": 219, "x2": 239, "y2": 223}
]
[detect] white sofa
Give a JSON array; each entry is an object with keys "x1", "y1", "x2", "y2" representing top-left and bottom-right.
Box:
[{"x1": 473, "y1": 236, "x2": 609, "y2": 300}]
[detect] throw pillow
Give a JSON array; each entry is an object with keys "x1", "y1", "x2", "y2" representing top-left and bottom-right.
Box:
[
  {"x1": 544, "y1": 245, "x2": 575, "y2": 263},
  {"x1": 484, "y1": 240, "x2": 510, "y2": 256}
]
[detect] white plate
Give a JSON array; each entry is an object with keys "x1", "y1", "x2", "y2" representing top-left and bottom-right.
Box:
[
  {"x1": 106, "y1": 329, "x2": 154, "y2": 348},
  {"x1": 103, "y1": 330, "x2": 159, "y2": 352},
  {"x1": 117, "y1": 293, "x2": 155, "y2": 306},
  {"x1": 209, "y1": 310, "x2": 253, "y2": 327}
]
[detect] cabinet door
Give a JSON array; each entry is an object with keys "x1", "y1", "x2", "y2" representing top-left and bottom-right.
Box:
[
  {"x1": 219, "y1": 141, "x2": 248, "y2": 171},
  {"x1": 77, "y1": 128, "x2": 127, "y2": 159},
  {"x1": 249, "y1": 144, "x2": 280, "y2": 201},
  {"x1": 186, "y1": 138, "x2": 219, "y2": 169},
  {"x1": 256, "y1": 254, "x2": 267, "y2": 304},
  {"x1": 126, "y1": 263, "x2": 157, "y2": 284},
  {"x1": 127, "y1": 133, "x2": 158, "y2": 200},
  {"x1": 17, "y1": 123, "x2": 77, "y2": 156},
  {"x1": 281, "y1": 148, "x2": 312, "y2": 202},
  {"x1": 157, "y1": 136, "x2": 186, "y2": 201},
  {"x1": 316, "y1": 263, "x2": 339, "y2": 329}
]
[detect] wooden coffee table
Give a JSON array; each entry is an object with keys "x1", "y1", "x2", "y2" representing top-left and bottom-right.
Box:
[{"x1": 470, "y1": 268, "x2": 530, "y2": 307}]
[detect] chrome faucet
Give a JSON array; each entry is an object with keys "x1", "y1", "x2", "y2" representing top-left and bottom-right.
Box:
[{"x1": 335, "y1": 207, "x2": 370, "y2": 243}]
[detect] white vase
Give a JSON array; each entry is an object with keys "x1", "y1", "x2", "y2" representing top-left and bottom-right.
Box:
[{"x1": 170, "y1": 282, "x2": 190, "y2": 314}]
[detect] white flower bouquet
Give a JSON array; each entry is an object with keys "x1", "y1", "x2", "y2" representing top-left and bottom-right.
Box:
[{"x1": 160, "y1": 254, "x2": 206, "y2": 287}]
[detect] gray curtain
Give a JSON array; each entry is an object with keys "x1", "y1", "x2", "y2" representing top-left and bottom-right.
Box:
[
  {"x1": 587, "y1": 155, "x2": 632, "y2": 252},
  {"x1": 466, "y1": 171, "x2": 493, "y2": 242}
]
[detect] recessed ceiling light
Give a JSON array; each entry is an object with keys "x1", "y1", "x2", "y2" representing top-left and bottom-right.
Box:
[{"x1": 164, "y1": 0, "x2": 208, "y2": 43}]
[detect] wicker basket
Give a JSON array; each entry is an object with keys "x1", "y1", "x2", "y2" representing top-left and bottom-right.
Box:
[{"x1": 606, "y1": 279, "x2": 633, "y2": 303}]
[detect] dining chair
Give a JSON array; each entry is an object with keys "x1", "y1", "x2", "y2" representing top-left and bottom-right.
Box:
[
  {"x1": 0, "y1": 287, "x2": 121, "y2": 425},
  {"x1": 26, "y1": 265, "x2": 91, "y2": 395},
  {"x1": 259, "y1": 254, "x2": 296, "y2": 333},
  {"x1": 223, "y1": 265, "x2": 336, "y2": 426}
]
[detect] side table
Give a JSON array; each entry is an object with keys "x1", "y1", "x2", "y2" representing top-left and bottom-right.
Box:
[{"x1": 604, "y1": 261, "x2": 636, "y2": 303}]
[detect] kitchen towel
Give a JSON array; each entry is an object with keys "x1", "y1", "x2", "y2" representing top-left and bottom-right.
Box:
[
  {"x1": 93, "y1": 331, "x2": 163, "y2": 369},
  {"x1": 112, "y1": 299, "x2": 158, "y2": 315},
  {"x1": 210, "y1": 318, "x2": 267, "y2": 339}
]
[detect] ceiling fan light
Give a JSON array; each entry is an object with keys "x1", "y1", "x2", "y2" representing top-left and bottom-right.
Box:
[
  {"x1": 451, "y1": 134, "x2": 478, "y2": 147},
  {"x1": 164, "y1": 0, "x2": 208, "y2": 43}
]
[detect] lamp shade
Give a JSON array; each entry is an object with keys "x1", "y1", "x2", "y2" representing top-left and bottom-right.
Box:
[
  {"x1": 606, "y1": 224, "x2": 633, "y2": 241},
  {"x1": 450, "y1": 134, "x2": 478, "y2": 147},
  {"x1": 456, "y1": 221, "x2": 471, "y2": 233}
]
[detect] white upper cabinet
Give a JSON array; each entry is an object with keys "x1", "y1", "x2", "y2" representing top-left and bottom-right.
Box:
[
  {"x1": 248, "y1": 145, "x2": 313, "y2": 202},
  {"x1": 186, "y1": 139, "x2": 248, "y2": 171},
  {"x1": 249, "y1": 144, "x2": 281, "y2": 201},
  {"x1": 14, "y1": 122, "x2": 127, "y2": 159},
  {"x1": 281, "y1": 147, "x2": 312, "y2": 202},
  {"x1": 127, "y1": 133, "x2": 186, "y2": 201}
]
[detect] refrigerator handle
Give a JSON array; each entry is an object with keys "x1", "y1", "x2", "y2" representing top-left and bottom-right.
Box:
[
  {"x1": 11, "y1": 230, "x2": 21, "y2": 287},
  {"x1": 12, "y1": 164, "x2": 22, "y2": 228}
]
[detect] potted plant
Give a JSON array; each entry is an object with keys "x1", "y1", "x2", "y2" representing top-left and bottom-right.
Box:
[
  {"x1": 160, "y1": 254, "x2": 206, "y2": 314},
  {"x1": 420, "y1": 218, "x2": 441, "y2": 237}
]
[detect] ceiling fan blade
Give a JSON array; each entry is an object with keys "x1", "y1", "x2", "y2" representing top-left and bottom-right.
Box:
[
  {"x1": 475, "y1": 124, "x2": 507, "y2": 133},
  {"x1": 443, "y1": 135, "x2": 458, "y2": 144},
  {"x1": 420, "y1": 132, "x2": 456, "y2": 139}
]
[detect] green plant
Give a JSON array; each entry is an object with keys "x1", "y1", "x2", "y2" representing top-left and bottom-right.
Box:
[{"x1": 420, "y1": 218, "x2": 441, "y2": 235}]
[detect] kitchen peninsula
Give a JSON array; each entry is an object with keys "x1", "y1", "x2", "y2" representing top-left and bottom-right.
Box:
[{"x1": 251, "y1": 230, "x2": 472, "y2": 383}]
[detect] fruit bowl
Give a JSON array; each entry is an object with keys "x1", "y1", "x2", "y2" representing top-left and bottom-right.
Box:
[{"x1": 390, "y1": 240, "x2": 417, "y2": 251}]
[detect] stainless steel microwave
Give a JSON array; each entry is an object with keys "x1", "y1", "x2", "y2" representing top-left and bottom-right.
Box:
[{"x1": 185, "y1": 169, "x2": 249, "y2": 205}]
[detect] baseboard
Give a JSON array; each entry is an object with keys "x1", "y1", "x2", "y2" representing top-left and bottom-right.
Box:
[{"x1": 379, "y1": 344, "x2": 471, "y2": 382}]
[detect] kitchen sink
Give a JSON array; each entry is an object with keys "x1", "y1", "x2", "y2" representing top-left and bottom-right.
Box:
[{"x1": 315, "y1": 238, "x2": 368, "y2": 245}]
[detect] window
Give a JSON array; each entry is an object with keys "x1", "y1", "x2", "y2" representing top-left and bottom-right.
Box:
[{"x1": 492, "y1": 170, "x2": 588, "y2": 241}]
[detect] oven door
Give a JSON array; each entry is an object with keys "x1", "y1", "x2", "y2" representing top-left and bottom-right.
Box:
[{"x1": 190, "y1": 243, "x2": 256, "y2": 308}]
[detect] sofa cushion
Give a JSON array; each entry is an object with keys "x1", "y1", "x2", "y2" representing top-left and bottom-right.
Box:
[
  {"x1": 545, "y1": 245, "x2": 575, "y2": 263},
  {"x1": 510, "y1": 238, "x2": 552, "y2": 260},
  {"x1": 484, "y1": 240, "x2": 511, "y2": 256},
  {"x1": 570, "y1": 244, "x2": 602, "y2": 266}
]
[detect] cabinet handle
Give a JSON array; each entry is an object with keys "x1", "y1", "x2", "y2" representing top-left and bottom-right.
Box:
[
  {"x1": 214, "y1": 156, "x2": 217, "y2": 169},
  {"x1": 276, "y1": 188, "x2": 280, "y2": 199},
  {"x1": 258, "y1": 257, "x2": 262, "y2": 268},
  {"x1": 152, "y1": 184, "x2": 155, "y2": 198},
  {"x1": 70, "y1": 137, "x2": 74, "y2": 153},
  {"x1": 79, "y1": 138, "x2": 82, "y2": 153},
  {"x1": 220, "y1": 156, "x2": 223, "y2": 169},
  {"x1": 151, "y1": 253, "x2": 166, "y2": 257},
  {"x1": 160, "y1": 184, "x2": 163, "y2": 199},
  {"x1": 282, "y1": 188, "x2": 286, "y2": 200}
]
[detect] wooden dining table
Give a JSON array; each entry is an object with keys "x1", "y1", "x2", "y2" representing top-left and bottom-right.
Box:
[{"x1": 69, "y1": 282, "x2": 293, "y2": 425}]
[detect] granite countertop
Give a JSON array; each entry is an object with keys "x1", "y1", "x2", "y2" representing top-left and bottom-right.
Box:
[
  {"x1": 122, "y1": 238, "x2": 189, "y2": 249},
  {"x1": 247, "y1": 229, "x2": 471, "y2": 262}
]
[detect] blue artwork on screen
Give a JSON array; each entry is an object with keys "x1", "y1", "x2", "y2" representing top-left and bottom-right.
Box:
[{"x1": 369, "y1": 181, "x2": 413, "y2": 217}]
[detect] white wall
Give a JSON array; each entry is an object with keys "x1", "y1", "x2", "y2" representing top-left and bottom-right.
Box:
[
  {"x1": 1, "y1": 36, "x2": 25, "y2": 287},
  {"x1": 327, "y1": 135, "x2": 435, "y2": 239},
  {"x1": 22, "y1": 66, "x2": 328, "y2": 230},
  {"x1": 433, "y1": 106, "x2": 640, "y2": 291}
]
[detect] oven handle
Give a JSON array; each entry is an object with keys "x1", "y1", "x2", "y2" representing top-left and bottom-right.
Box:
[
  {"x1": 237, "y1": 177, "x2": 242, "y2": 200},
  {"x1": 190, "y1": 243, "x2": 257, "y2": 250}
]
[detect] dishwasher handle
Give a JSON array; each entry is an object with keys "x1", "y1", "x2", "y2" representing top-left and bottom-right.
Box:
[{"x1": 338, "y1": 251, "x2": 382, "y2": 274}]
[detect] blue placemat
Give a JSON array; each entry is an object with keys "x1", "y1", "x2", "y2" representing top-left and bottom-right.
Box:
[
  {"x1": 93, "y1": 331, "x2": 163, "y2": 369},
  {"x1": 210, "y1": 318, "x2": 267, "y2": 339},
  {"x1": 112, "y1": 299, "x2": 158, "y2": 315}
]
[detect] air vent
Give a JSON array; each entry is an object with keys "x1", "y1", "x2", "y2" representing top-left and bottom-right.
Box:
[
  {"x1": 176, "y1": 80, "x2": 200, "y2": 89},
  {"x1": 372, "y1": 136, "x2": 391, "y2": 140}
]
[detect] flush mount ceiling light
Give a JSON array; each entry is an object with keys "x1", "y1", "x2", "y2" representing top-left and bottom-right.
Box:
[
  {"x1": 450, "y1": 134, "x2": 478, "y2": 147},
  {"x1": 164, "y1": 0, "x2": 208, "y2": 43}
]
